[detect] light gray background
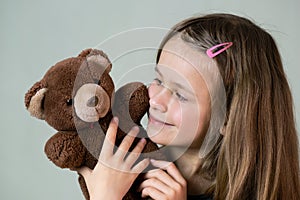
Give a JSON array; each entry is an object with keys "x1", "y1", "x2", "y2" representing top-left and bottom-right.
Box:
[{"x1": 1, "y1": 0, "x2": 299, "y2": 199}]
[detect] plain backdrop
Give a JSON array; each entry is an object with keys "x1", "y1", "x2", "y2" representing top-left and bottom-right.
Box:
[{"x1": 1, "y1": 0, "x2": 299, "y2": 199}]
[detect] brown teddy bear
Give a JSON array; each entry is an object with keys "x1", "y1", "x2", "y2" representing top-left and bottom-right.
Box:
[{"x1": 24, "y1": 48, "x2": 165, "y2": 200}]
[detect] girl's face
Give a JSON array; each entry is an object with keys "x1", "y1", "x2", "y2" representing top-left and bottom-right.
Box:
[{"x1": 147, "y1": 45, "x2": 212, "y2": 149}]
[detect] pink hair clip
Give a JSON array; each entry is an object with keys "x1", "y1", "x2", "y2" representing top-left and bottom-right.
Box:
[{"x1": 206, "y1": 42, "x2": 233, "y2": 58}]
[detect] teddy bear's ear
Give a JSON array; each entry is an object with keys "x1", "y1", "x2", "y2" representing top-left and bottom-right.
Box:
[
  {"x1": 25, "y1": 81, "x2": 47, "y2": 120},
  {"x1": 86, "y1": 49, "x2": 112, "y2": 75}
]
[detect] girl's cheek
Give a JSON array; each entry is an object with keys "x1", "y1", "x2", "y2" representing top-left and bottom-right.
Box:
[{"x1": 172, "y1": 103, "x2": 182, "y2": 126}]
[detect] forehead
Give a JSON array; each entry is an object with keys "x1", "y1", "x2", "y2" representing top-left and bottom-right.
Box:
[
  {"x1": 158, "y1": 49, "x2": 202, "y2": 81},
  {"x1": 160, "y1": 34, "x2": 216, "y2": 78},
  {"x1": 157, "y1": 49, "x2": 209, "y2": 99}
]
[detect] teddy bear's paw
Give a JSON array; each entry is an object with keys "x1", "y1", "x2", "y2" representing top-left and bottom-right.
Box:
[{"x1": 44, "y1": 131, "x2": 86, "y2": 168}]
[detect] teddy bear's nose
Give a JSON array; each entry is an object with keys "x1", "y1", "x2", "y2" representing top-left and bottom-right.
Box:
[
  {"x1": 74, "y1": 83, "x2": 110, "y2": 122},
  {"x1": 87, "y1": 96, "x2": 99, "y2": 107}
]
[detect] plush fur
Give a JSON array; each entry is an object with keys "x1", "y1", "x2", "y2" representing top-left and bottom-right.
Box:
[{"x1": 25, "y1": 48, "x2": 165, "y2": 200}]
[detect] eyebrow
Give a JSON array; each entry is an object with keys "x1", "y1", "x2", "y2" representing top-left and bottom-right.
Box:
[{"x1": 154, "y1": 66, "x2": 194, "y2": 95}]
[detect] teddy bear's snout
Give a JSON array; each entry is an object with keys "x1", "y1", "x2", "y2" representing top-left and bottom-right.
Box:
[
  {"x1": 74, "y1": 83, "x2": 110, "y2": 122},
  {"x1": 87, "y1": 96, "x2": 99, "y2": 107}
]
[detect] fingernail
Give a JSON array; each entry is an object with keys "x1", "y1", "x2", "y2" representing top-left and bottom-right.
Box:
[
  {"x1": 140, "y1": 138, "x2": 146, "y2": 144},
  {"x1": 132, "y1": 126, "x2": 139, "y2": 132},
  {"x1": 145, "y1": 158, "x2": 150, "y2": 164},
  {"x1": 112, "y1": 117, "x2": 119, "y2": 124}
]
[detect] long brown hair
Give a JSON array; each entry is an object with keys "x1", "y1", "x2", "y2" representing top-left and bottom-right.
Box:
[{"x1": 157, "y1": 13, "x2": 300, "y2": 200}]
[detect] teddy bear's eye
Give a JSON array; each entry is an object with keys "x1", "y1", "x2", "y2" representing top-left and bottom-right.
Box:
[{"x1": 66, "y1": 99, "x2": 73, "y2": 106}]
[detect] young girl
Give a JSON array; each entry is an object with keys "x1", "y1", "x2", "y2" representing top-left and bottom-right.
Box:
[{"x1": 77, "y1": 13, "x2": 300, "y2": 200}]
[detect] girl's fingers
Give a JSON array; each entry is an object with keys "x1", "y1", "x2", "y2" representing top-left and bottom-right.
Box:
[
  {"x1": 143, "y1": 168, "x2": 176, "y2": 188},
  {"x1": 131, "y1": 138, "x2": 146, "y2": 154},
  {"x1": 131, "y1": 158, "x2": 150, "y2": 173},
  {"x1": 100, "y1": 117, "x2": 119, "y2": 159},
  {"x1": 139, "y1": 163, "x2": 187, "y2": 200},
  {"x1": 115, "y1": 126, "x2": 140, "y2": 158},
  {"x1": 125, "y1": 138, "x2": 147, "y2": 165},
  {"x1": 141, "y1": 186, "x2": 165, "y2": 199},
  {"x1": 76, "y1": 166, "x2": 92, "y2": 179},
  {"x1": 150, "y1": 159, "x2": 186, "y2": 186},
  {"x1": 139, "y1": 176, "x2": 171, "y2": 194}
]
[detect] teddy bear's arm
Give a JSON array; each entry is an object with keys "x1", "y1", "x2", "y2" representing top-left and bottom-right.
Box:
[{"x1": 44, "y1": 131, "x2": 87, "y2": 169}]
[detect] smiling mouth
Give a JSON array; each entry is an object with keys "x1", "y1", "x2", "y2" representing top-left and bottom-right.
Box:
[{"x1": 148, "y1": 114, "x2": 174, "y2": 126}]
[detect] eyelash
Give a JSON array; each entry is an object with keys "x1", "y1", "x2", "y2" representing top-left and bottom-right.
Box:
[
  {"x1": 153, "y1": 78, "x2": 188, "y2": 102},
  {"x1": 153, "y1": 78, "x2": 162, "y2": 86}
]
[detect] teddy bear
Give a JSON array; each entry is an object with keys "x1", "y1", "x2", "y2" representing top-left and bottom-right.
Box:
[{"x1": 24, "y1": 48, "x2": 165, "y2": 200}]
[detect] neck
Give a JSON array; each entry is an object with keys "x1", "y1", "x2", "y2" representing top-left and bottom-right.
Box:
[{"x1": 170, "y1": 147, "x2": 212, "y2": 195}]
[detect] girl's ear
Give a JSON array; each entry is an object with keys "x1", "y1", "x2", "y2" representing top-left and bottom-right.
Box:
[{"x1": 25, "y1": 81, "x2": 47, "y2": 120}]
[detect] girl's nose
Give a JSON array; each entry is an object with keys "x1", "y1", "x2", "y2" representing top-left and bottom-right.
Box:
[{"x1": 149, "y1": 87, "x2": 172, "y2": 112}]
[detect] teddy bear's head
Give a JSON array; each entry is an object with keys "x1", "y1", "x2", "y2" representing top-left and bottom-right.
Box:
[
  {"x1": 25, "y1": 48, "x2": 166, "y2": 200},
  {"x1": 25, "y1": 49, "x2": 115, "y2": 131}
]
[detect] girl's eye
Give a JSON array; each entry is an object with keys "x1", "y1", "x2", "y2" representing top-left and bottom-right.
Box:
[
  {"x1": 153, "y1": 78, "x2": 162, "y2": 86},
  {"x1": 175, "y1": 92, "x2": 188, "y2": 102}
]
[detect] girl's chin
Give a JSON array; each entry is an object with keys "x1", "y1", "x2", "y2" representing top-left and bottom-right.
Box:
[{"x1": 147, "y1": 127, "x2": 176, "y2": 146}]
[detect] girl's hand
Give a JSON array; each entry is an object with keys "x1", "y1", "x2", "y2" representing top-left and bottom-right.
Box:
[
  {"x1": 77, "y1": 117, "x2": 150, "y2": 200},
  {"x1": 138, "y1": 159, "x2": 187, "y2": 200}
]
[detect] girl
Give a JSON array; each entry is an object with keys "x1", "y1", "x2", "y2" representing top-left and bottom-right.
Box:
[{"x1": 77, "y1": 13, "x2": 300, "y2": 200}]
